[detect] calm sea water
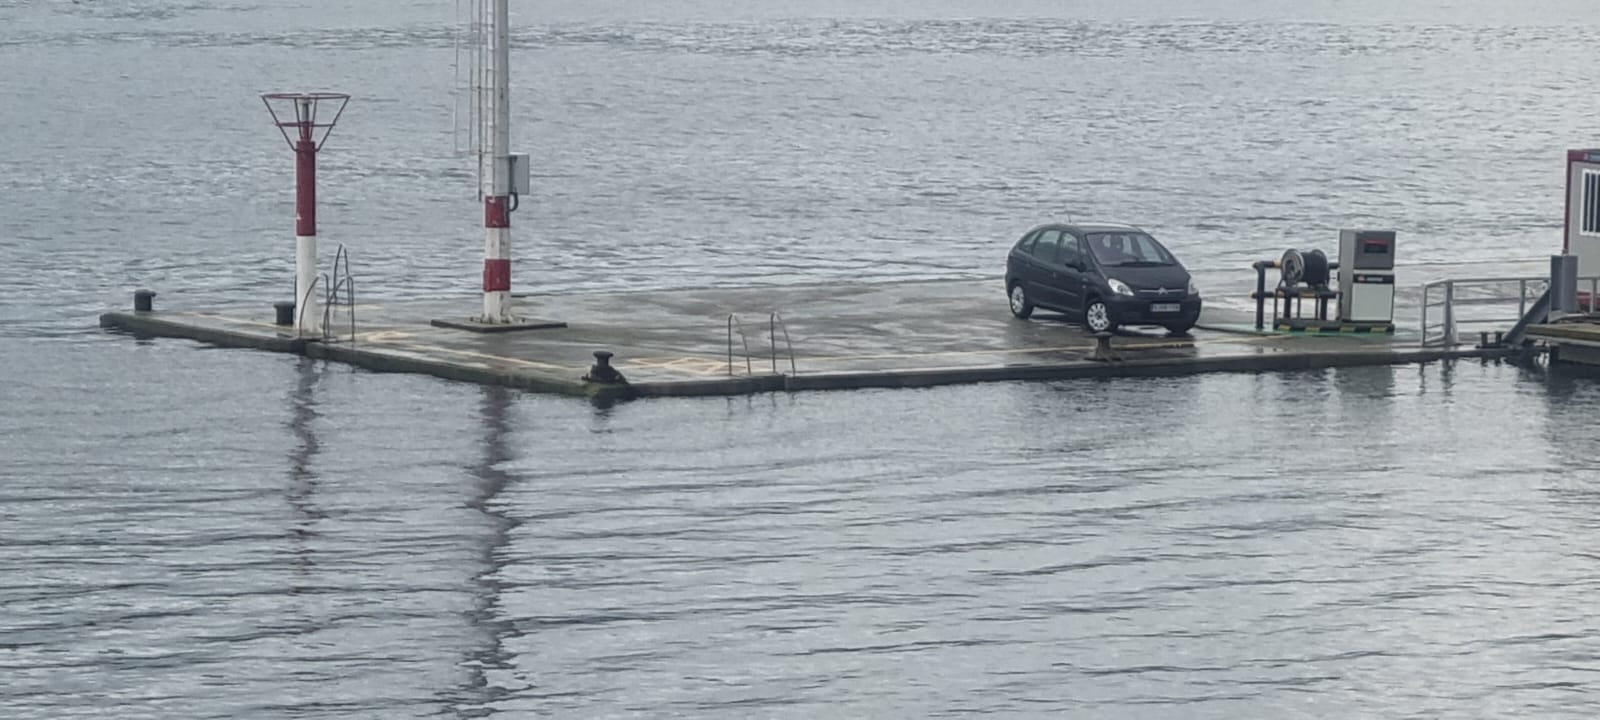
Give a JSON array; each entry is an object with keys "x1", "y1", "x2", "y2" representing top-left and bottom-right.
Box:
[{"x1": 5, "y1": 1, "x2": 1600, "y2": 717}]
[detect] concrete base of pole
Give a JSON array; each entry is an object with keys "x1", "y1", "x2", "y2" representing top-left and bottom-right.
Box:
[{"x1": 431, "y1": 316, "x2": 567, "y2": 334}]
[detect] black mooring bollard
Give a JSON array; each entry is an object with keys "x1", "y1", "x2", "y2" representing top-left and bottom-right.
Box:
[
  {"x1": 583, "y1": 350, "x2": 627, "y2": 384},
  {"x1": 1091, "y1": 331, "x2": 1120, "y2": 362},
  {"x1": 274, "y1": 301, "x2": 296, "y2": 326},
  {"x1": 133, "y1": 289, "x2": 156, "y2": 312}
]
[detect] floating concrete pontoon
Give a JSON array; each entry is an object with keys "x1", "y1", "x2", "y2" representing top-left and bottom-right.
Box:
[
  {"x1": 1525, "y1": 321, "x2": 1600, "y2": 367},
  {"x1": 98, "y1": 278, "x2": 1510, "y2": 401}
]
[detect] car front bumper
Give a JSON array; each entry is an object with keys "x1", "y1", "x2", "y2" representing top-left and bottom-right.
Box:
[{"x1": 1106, "y1": 295, "x2": 1202, "y2": 327}]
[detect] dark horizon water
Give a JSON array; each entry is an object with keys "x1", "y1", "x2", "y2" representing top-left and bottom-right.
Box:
[{"x1": 6, "y1": 1, "x2": 1600, "y2": 717}]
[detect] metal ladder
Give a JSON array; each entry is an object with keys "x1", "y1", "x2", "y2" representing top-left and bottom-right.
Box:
[
  {"x1": 726, "y1": 311, "x2": 797, "y2": 376},
  {"x1": 295, "y1": 244, "x2": 358, "y2": 343}
]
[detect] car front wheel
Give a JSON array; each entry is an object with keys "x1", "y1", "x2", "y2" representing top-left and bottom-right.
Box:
[
  {"x1": 1008, "y1": 283, "x2": 1034, "y2": 319},
  {"x1": 1084, "y1": 297, "x2": 1116, "y2": 333}
]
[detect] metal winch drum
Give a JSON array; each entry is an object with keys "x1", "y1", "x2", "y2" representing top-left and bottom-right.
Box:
[{"x1": 1279, "y1": 248, "x2": 1331, "y2": 288}]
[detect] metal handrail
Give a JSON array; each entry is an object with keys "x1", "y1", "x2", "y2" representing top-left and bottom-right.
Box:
[
  {"x1": 770, "y1": 312, "x2": 796, "y2": 375},
  {"x1": 326, "y1": 244, "x2": 356, "y2": 344},
  {"x1": 289, "y1": 245, "x2": 358, "y2": 342},
  {"x1": 726, "y1": 314, "x2": 752, "y2": 376},
  {"x1": 323, "y1": 275, "x2": 355, "y2": 343},
  {"x1": 726, "y1": 312, "x2": 798, "y2": 376},
  {"x1": 332, "y1": 243, "x2": 351, "y2": 293},
  {"x1": 296, "y1": 273, "x2": 327, "y2": 339},
  {"x1": 1420, "y1": 275, "x2": 1600, "y2": 347}
]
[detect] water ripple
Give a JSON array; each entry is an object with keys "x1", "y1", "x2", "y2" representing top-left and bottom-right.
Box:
[{"x1": 6, "y1": 2, "x2": 1600, "y2": 718}]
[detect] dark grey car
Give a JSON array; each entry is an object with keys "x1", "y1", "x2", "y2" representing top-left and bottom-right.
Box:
[{"x1": 1004, "y1": 222, "x2": 1202, "y2": 334}]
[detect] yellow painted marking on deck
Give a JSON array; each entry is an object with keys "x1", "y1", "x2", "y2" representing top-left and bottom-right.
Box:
[
  {"x1": 361, "y1": 330, "x2": 413, "y2": 342},
  {"x1": 670, "y1": 360, "x2": 733, "y2": 375},
  {"x1": 188, "y1": 313, "x2": 283, "y2": 331},
  {"x1": 671, "y1": 358, "x2": 731, "y2": 372},
  {"x1": 616, "y1": 333, "x2": 1290, "y2": 374},
  {"x1": 165, "y1": 311, "x2": 1290, "y2": 373},
  {"x1": 619, "y1": 357, "x2": 731, "y2": 376},
  {"x1": 623, "y1": 357, "x2": 688, "y2": 369},
  {"x1": 383, "y1": 341, "x2": 578, "y2": 372},
  {"x1": 165, "y1": 311, "x2": 573, "y2": 372},
  {"x1": 184, "y1": 313, "x2": 417, "y2": 344},
  {"x1": 792, "y1": 340, "x2": 1197, "y2": 364},
  {"x1": 1232, "y1": 334, "x2": 1295, "y2": 343}
]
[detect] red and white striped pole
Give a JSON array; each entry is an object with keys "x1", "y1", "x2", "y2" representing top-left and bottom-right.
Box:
[
  {"x1": 480, "y1": 0, "x2": 514, "y2": 323},
  {"x1": 294, "y1": 96, "x2": 320, "y2": 334}
]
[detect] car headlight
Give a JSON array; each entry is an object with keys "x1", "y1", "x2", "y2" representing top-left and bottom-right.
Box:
[
  {"x1": 1188, "y1": 279, "x2": 1198, "y2": 296},
  {"x1": 1108, "y1": 278, "x2": 1134, "y2": 297}
]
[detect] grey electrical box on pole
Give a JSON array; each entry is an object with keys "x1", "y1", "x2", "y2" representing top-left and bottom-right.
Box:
[
  {"x1": 1337, "y1": 229, "x2": 1397, "y2": 324},
  {"x1": 509, "y1": 153, "x2": 531, "y2": 196}
]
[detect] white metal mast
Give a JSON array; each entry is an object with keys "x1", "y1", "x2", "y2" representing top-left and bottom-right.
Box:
[{"x1": 478, "y1": 0, "x2": 514, "y2": 323}]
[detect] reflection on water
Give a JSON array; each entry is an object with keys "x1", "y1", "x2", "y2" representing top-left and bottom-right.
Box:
[
  {"x1": 451, "y1": 386, "x2": 521, "y2": 716},
  {"x1": 5, "y1": 347, "x2": 1600, "y2": 718},
  {"x1": 1530, "y1": 361, "x2": 1600, "y2": 520},
  {"x1": 282, "y1": 356, "x2": 325, "y2": 658},
  {"x1": 285, "y1": 357, "x2": 325, "y2": 575},
  {"x1": 9, "y1": 0, "x2": 1600, "y2": 716}
]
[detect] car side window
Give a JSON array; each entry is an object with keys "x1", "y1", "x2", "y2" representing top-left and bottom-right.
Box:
[
  {"x1": 1017, "y1": 230, "x2": 1039, "y2": 255},
  {"x1": 1059, "y1": 235, "x2": 1083, "y2": 268},
  {"x1": 1031, "y1": 230, "x2": 1063, "y2": 264}
]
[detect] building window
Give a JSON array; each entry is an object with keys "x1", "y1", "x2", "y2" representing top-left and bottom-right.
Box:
[{"x1": 1584, "y1": 170, "x2": 1600, "y2": 236}]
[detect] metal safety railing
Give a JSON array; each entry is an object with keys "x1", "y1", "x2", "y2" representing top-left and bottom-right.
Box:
[
  {"x1": 295, "y1": 274, "x2": 324, "y2": 339},
  {"x1": 294, "y1": 244, "x2": 357, "y2": 343},
  {"x1": 327, "y1": 244, "x2": 356, "y2": 344},
  {"x1": 726, "y1": 311, "x2": 797, "y2": 376},
  {"x1": 727, "y1": 313, "x2": 752, "y2": 375},
  {"x1": 1420, "y1": 275, "x2": 1600, "y2": 347}
]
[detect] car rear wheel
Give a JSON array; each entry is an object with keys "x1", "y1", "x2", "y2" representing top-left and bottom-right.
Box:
[
  {"x1": 1084, "y1": 297, "x2": 1115, "y2": 333},
  {"x1": 1008, "y1": 283, "x2": 1034, "y2": 319}
]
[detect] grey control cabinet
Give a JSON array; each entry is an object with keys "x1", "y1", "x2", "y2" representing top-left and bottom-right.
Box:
[{"x1": 1337, "y1": 230, "x2": 1396, "y2": 323}]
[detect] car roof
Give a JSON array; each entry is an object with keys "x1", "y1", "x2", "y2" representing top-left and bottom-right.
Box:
[{"x1": 1023, "y1": 221, "x2": 1146, "y2": 236}]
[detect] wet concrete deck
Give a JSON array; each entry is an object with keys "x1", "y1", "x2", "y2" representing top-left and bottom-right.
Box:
[{"x1": 100, "y1": 278, "x2": 1510, "y2": 400}]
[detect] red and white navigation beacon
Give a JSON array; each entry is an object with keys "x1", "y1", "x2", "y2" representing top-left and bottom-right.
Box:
[
  {"x1": 434, "y1": 0, "x2": 564, "y2": 333},
  {"x1": 261, "y1": 91, "x2": 349, "y2": 335},
  {"x1": 476, "y1": 0, "x2": 521, "y2": 324}
]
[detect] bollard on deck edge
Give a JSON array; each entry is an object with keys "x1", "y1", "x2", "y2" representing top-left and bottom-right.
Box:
[{"x1": 582, "y1": 350, "x2": 628, "y2": 385}]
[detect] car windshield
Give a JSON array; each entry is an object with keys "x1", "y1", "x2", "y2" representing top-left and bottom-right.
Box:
[{"x1": 1084, "y1": 232, "x2": 1177, "y2": 267}]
